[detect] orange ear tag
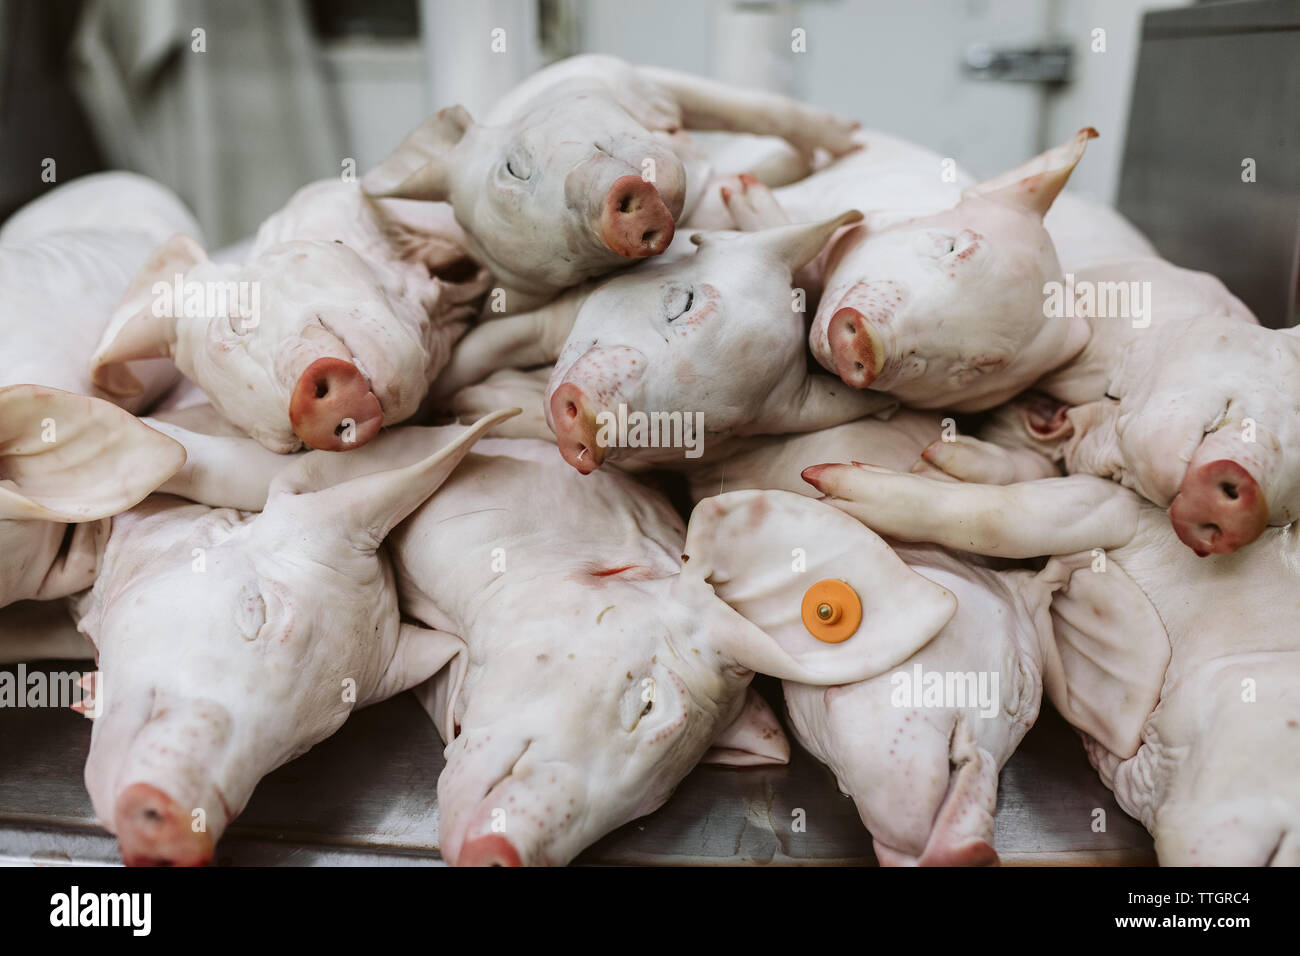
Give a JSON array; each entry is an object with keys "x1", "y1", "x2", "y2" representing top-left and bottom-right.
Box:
[{"x1": 800, "y1": 579, "x2": 862, "y2": 643}]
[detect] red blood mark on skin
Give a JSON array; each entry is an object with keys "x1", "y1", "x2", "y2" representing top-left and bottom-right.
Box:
[
  {"x1": 591, "y1": 565, "x2": 636, "y2": 577},
  {"x1": 951, "y1": 231, "x2": 983, "y2": 263}
]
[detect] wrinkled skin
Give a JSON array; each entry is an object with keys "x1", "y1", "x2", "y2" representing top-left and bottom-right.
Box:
[
  {"x1": 386, "y1": 437, "x2": 954, "y2": 866},
  {"x1": 938, "y1": 266, "x2": 1292, "y2": 557},
  {"x1": 363, "y1": 54, "x2": 858, "y2": 310},
  {"x1": 689, "y1": 418, "x2": 1056, "y2": 865},
  {"x1": 73, "y1": 414, "x2": 511, "y2": 865},
  {"x1": 91, "y1": 182, "x2": 492, "y2": 453},
  {"x1": 807, "y1": 464, "x2": 1300, "y2": 866},
  {"x1": 722, "y1": 130, "x2": 1105, "y2": 411}
]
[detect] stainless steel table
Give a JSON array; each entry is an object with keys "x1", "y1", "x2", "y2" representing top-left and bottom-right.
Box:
[{"x1": 0, "y1": 666, "x2": 1154, "y2": 866}]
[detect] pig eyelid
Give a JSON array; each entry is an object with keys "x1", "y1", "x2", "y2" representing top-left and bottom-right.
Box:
[{"x1": 664, "y1": 286, "x2": 695, "y2": 322}]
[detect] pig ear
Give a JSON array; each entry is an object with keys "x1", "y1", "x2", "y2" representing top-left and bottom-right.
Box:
[
  {"x1": 679, "y1": 490, "x2": 957, "y2": 685},
  {"x1": 362, "y1": 105, "x2": 473, "y2": 201},
  {"x1": 701, "y1": 687, "x2": 790, "y2": 767},
  {"x1": 963, "y1": 127, "x2": 1097, "y2": 217},
  {"x1": 266, "y1": 407, "x2": 519, "y2": 549},
  {"x1": 90, "y1": 234, "x2": 205, "y2": 397},
  {"x1": 691, "y1": 209, "x2": 862, "y2": 272},
  {"x1": 0, "y1": 385, "x2": 186, "y2": 521}
]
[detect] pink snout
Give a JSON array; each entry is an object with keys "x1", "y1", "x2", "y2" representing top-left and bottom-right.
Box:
[
  {"x1": 456, "y1": 833, "x2": 523, "y2": 867},
  {"x1": 1169, "y1": 459, "x2": 1269, "y2": 556},
  {"x1": 550, "y1": 382, "x2": 606, "y2": 475},
  {"x1": 826, "y1": 306, "x2": 886, "y2": 388},
  {"x1": 599, "y1": 175, "x2": 675, "y2": 258},
  {"x1": 114, "y1": 783, "x2": 214, "y2": 867},
  {"x1": 289, "y1": 356, "x2": 384, "y2": 451}
]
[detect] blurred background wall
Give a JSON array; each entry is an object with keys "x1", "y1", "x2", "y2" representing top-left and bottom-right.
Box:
[{"x1": 0, "y1": 0, "x2": 1211, "y2": 247}]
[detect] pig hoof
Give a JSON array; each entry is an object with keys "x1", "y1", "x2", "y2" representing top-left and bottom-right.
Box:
[
  {"x1": 114, "y1": 783, "x2": 215, "y2": 867},
  {"x1": 456, "y1": 834, "x2": 523, "y2": 867},
  {"x1": 600, "y1": 175, "x2": 675, "y2": 258},
  {"x1": 1169, "y1": 459, "x2": 1269, "y2": 556},
  {"x1": 289, "y1": 356, "x2": 385, "y2": 451}
]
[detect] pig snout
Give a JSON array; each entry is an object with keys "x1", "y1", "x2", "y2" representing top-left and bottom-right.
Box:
[
  {"x1": 114, "y1": 783, "x2": 215, "y2": 867},
  {"x1": 1168, "y1": 459, "x2": 1269, "y2": 556},
  {"x1": 288, "y1": 356, "x2": 385, "y2": 451},
  {"x1": 826, "y1": 306, "x2": 887, "y2": 388},
  {"x1": 456, "y1": 834, "x2": 524, "y2": 867},
  {"x1": 599, "y1": 175, "x2": 675, "y2": 258},
  {"x1": 549, "y1": 382, "x2": 607, "y2": 474}
]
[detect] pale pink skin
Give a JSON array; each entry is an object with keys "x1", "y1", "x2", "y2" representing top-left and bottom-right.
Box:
[
  {"x1": 387, "y1": 436, "x2": 954, "y2": 866},
  {"x1": 74, "y1": 416, "x2": 510, "y2": 865},
  {"x1": 690, "y1": 417, "x2": 1055, "y2": 866},
  {"x1": 91, "y1": 181, "x2": 492, "y2": 453},
  {"x1": 0, "y1": 174, "x2": 196, "y2": 612},
  {"x1": 0, "y1": 386, "x2": 185, "y2": 609},
  {"x1": 807, "y1": 465, "x2": 1300, "y2": 866},
  {"x1": 718, "y1": 131, "x2": 1108, "y2": 412},
  {"x1": 363, "y1": 54, "x2": 859, "y2": 311},
  {"x1": 541, "y1": 214, "x2": 892, "y2": 474}
]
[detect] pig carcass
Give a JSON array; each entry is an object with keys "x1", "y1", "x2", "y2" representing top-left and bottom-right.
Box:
[
  {"x1": 90, "y1": 180, "x2": 494, "y2": 453},
  {"x1": 807, "y1": 463, "x2": 1299, "y2": 865},
  {"x1": 73, "y1": 411, "x2": 513, "y2": 865},
  {"x1": 384, "y1": 435, "x2": 956, "y2": 865},
  {"x1": 690, "y1": 417, "x2": 1117, "y2": 865},
  {"x1": 426, "y1": 212, "x2": 896, "y2": 474},
  {"x1": 362, "y1": 54, "x2": 860, "y2": 312}
]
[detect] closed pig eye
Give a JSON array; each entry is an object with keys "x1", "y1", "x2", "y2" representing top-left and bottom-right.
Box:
[{"x1": 664, "y1": 285, "x2": 695, "y2": 322}]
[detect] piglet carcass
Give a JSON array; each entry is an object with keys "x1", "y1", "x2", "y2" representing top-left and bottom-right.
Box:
[
  {"x1": 380, "y1": 435, "x2": 953, "y2": 865},
  {"x1": 428, "y1": 212, "x2": 894, "y2": 474},
  {"x1": 363, "y1": 54, "x2": 860, "y2": 312},
  {"x1": 90, "y1": 180, "x2": 493, "y2": 453},
  {"x1": 690, "y1": 418, "x2": 1112, "y2": 864},
  {"x1": 74, "y1": 411, "x2": 514, "y2": 865},
  {"x1": 808, "y1": 463, "x2": 1299, "y2": 865}
]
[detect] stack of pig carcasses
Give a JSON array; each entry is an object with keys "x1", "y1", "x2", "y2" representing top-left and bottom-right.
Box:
[{"x1": 2, "y1": 55, "x2": 1296, "y2": 868}]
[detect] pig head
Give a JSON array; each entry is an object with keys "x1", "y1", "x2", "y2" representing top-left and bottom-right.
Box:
[
  {"x1": 806, "y1": 129, "x2": 1098, "y2": 411},
  {"x1": 89, "y1": 182, "x2": 492, "y2": 453},
  {"x1": 541, "y1": 212, "x2": 894, "y2": 474},
  {"x1": 74, "y1": 412, "x2": 512, "y2": 865},
  {"x1": 385, "y1": 438, "x2": 952, "y2": 865},
  {"x1": 362, "y1": 54, "x2": 858, "y2": 310},
  {"x1": 0, "y1": 385, "x2": 185, "y2": 609}
]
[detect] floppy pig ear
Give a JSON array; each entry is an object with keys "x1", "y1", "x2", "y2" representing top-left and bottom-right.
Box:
[
  {"x1": 0, "y1": 385, "x2": 185, "y2": 521},
  {"x1": 701, "y1": 687, "x2": 790, "y2": 767},
  {"x1": 963, "y1": 127, "x2": 1097, "y2": 217},
  {"x1": 679, "y1": 489, "x2": 956, "y2": 685},
  {"x1": 362, "y1": 104, "x2": 473, "y2": 200},
  {"x1": 266, "y1": 407, "x2": 519, "y2": 549},
  {"x1": 691, "y1": 209, "x2": 862, "y2": 273},
  {"x1": 90, "y1": 234, "x2": 205, "y2": 397}
]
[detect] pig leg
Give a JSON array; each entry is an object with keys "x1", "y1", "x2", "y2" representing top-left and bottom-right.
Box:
[
  {"x1": 916, "y1": 435, "x2": 1062, "y2": 484},
  {"x1": 427, "y1": 289, "x2": 587, "y2": 402},
  {"x1": 720, "y1": 174, "x2": 791, "y2": 230},
  {"x1": 637, "y1": 65, "x2": 860, "y2": 157},
  {"x1": 803, "y1": 465, "x2": 1139, "y2": 558},
  {"x1": 752, "y1": 375, "x2": 897, "y2": 437},
  {"x1": 445, "y1": 368, "x2": 555, "y2": 443}
]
